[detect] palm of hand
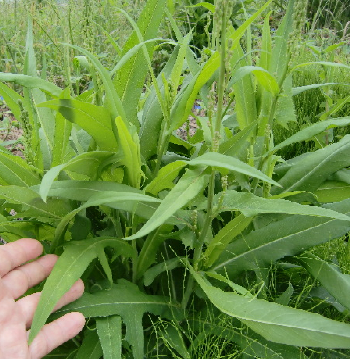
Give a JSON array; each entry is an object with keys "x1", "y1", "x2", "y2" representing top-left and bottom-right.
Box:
[{"x1": 0, "y1": 238, "x2": 85, "y2": 359}]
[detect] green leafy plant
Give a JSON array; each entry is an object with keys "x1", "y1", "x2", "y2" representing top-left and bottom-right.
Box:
[{"x1": 1, "y1": 0, "x2": 350, "y2": 358}]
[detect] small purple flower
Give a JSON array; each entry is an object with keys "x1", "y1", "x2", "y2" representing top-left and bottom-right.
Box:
[{"x1": 194, "y1": 105, "x2": 201, "y2": 110}]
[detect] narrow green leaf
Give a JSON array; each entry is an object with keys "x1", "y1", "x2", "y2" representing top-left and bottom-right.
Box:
[
  {"x1": 143, "y1": 257, "x2": 183, "y2": 286},
  {"x1": 214, "y1": 190, "x2": 350, "y2": 220},
  {"x1": 315, "y1": 181, "x2": 350, "y2": 203},
  {"x1": 273, "y1": 135, "x2": 350, "y2": 194},
  {"x1": 0, "y1": 152, "x2": 41, "y2": 187},
  {"x1": 38, "y1": 99, "x2": 118, "y2": 151},
  {"x1": 51, "y1": 113, "x2": 74, "y2": 167},
  {"x1": 220, "y1": 122, "x2": 256, "y2": 157},
  {"x1": 292, "y1": 61, "x2": 350, "y2": 72},
  {"x1": 213, "y1": 199, "x2": 350, "y2": 273},
  {"x1": 0, "y1": 186, "x2": 71, "y2": 220},
  {"x1": 96, "y1": 316, "x2": 122, "y2": 359},
  {"x1": 229, "y1": 45, "x2": 257, "y2": 129},
  {"x1": 34, "y1": 181, "x2": 189, "y2": 226},
  {"x1": 0, "y1": 221, "x2": 54, "y2": 243},
  {"x1": 39, "y1": 152, "x2": 115, "y2": 202},
  {"x1": 268, "y1": 0, "x2": 294, "y2": 83},
  {"x1": 53, "y1": 281, "x2": 175, "y2": 359},
  {"x1": 258, "y1": 11, "x2": 272, "y2": 71},
  {"x1": 145, "y1": 161, "x2": 187, "y2": 195},
  {"x1": 126, "y1": 168, "x2": 210, "y2": 240},
  {"x1": 204, "y1": 215, "x2": 253, "y2": 268},
  {"x1": 229, "y1": 66, "x2": 279, "y2": 96},
  {"x1": 0, "y1": 73, "x2": 62, "y2": 97},
  {"x1": 113, "y1": 0, "x2": 167, "y2": 128},
  {"x1": 229, "y1": 0, "x2": 273, "y2": 50},
  {"x1": 189, "y1": 152, "x2": 280, "y2": 187},
  {"x1": 169, "y1": 52, "x2": 220, "y2": 131},
  {"x1": 271, "y1": 117, "x2": 350, "y2": 154},
  {"x1": 192, "y1": 270, "x2": 350, "y2": 348},
  {"x1": 110, "y1": 38, "x2": 172, "y2": 77},
  {"x1": 140, "y1": 46, "x2": 180, "y2": 159},
  {"x1": 53, "y1": 192, "x2": 162, "y2": 251},
  {"x1": 115, "y1": 116, "x2": 141, "y2": 188},
  {"x1": 292, "y1": 83, "x2": 350, "y2": 96},
  {"x1": 29, "y1": 238, "x2": 135, "y2": 343},
  {"x1": 299, "y1": 253, "x2": 350, "y2": 311},
  {"x1": 189, "y1": 2, "x2": 215, "y2": 12},
  {"x1": 75, "y1": 330, "x2": 103, "y2": 359},
  {"x1": 160, "y1": 324, "x2": 191, "y2": 359},
  {"x1": 66, "y1": 44, "x2": 125, "y2": 122},
  {"x1": 136, "y1": 225, "x2": 174, "y2": 281},
  {"x1": 275, "y1": 74, "x2": 297, "y2": 129},
  {"x1": 0, "y1": 82, "x2": 23, "y2": 120},
  {"x1": 190, "y1": 319, "x2": 307, "y2": 359}
]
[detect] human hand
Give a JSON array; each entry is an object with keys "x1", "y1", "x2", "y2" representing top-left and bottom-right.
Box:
[{"x1": 0, "y1": 238, "x2": 85, "y2": 359}]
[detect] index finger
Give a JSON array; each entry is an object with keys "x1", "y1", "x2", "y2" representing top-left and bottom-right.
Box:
[{"x1": 0, "y1": 238, "x2": 43, "y2": 277}]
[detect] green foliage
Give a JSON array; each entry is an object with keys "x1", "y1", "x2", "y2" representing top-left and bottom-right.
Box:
[{"x1": 1, "y1": 0, "x2": 350, "y2": 358}]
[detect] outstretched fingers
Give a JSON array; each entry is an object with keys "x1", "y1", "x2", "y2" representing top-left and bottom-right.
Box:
[
  {"x1": 0, "y1": 238, "x2": 43, "y2": 278},
  {"x1": 2, "y1": 254, "x2": 58, "y2": 299},
  {"x1": 16, "y1": 279, "x2": 85, "y2": 328},
  {"x1": 29, "y1": 312, "x2": 85, "y2": 359}
]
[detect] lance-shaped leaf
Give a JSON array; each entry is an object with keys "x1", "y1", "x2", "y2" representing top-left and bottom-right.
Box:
[
  {"x1": 0, "y1": 221, "x2": 54, "y2": 243},
  {"x1": 52, "y1": 281, "x2": 177, "y2": 359},
  {"x1": 292, "y1": 83, "x2": 350, "y2": 96},
  {"x1": 115, "y1": 116, "x2": 142, "y2": 188},
  {"x1": 192, "y1": 270, "x2": 350, "y2": 348},
  {"x1": 75, "y1": 330, "x2": 103, "y2": 359},
  {"x1": 126, "y1": 168, "x2": 210, "y2": 240},
  {"x1": 220, "y1": 121, "x2": 257, "y2": 157},
  {"x1": 0, "y1": 82, "x2": 23, "y2": 120},
  {"x1": 190, "y1": 318, "x2": 308, "y2": 359},
  {"x1": 0, "y1": 151, "x2": 41, "y2": 187},
  {"x1": 228, "y1": 0, "x2": 273, "y2": 50},
  {"x1": 268, "y1": 0, "x2": 294, "y2": 83},
  {"x1": 213, "y1": 190, "x2": 350, "y2": 220},
  {"x1": 229, "y1": 44, "x2": 257, "y2": 130},
  {"x1": 29, "y1": 238, "x2": 136, "y2": 344},
  {"x1": 315, "y1": 181, "x2": 350, "y2": 203},
  {"x1": 189, "y1": 152, "x2": 280, "y2": 187},
  {"x1": 292, "y1": 61, "x2": 350, "y2": 72},
  {"x1": 66, "y1": 44, "x2": 125, "y2": 122},
  {"x1": 35, "y1": 181, "x2": 189, "y2": 226},
  {"x1": 113, "y1": 0, "x2": 166, "y2": 128},
  {"x1": 212, "y1": 199, "x2": 350, "y2": 272},
  {"x1": 39, "y1": 152, "x2": 116, "y2": 202},
  {"x1": 140, "y1": 46, "x2": 180, "y2": 160},
  {"x1": 273, "y1": 134, "x2": 350, "y2": 194},
  {"x1": 52, "y1": 112, "x2": 74, "y2": 167},
  {"x1": 96, "y1": 316, "x2": 122, "y2": 359},
  {"x1": 145, "y1": 161, "x2": 187, "y2": 195},
  {"x1": 38, "y1": 99, "x2": 118, "y2": 151},
  {"x1": 229, "y1": 66, "x2": 279, "y2": 96},
  {"x1": 0, "y1": 73, "x2": 62, "y2": 97},
  {"x1": 299, "y1": 253, "x2": 350, "y2": 312},
  {"x1": 275, "y1": 74, "x2": 297, "y2": 128},
  {"x1": 53, "y1": 191, "x2": 162, "y2": 251},
  {"x1": 204, "y1": 215, "x2": 253, "y2": 268},
  {"x1": 271, "y1": 117, "x2": 350, "y2": 154},
  {"x1": 0, "y1": 186, "x2": 71, "y2": 220},
  {"x1": 170, "y1": 52, "x2": 220, "y2": 132}
]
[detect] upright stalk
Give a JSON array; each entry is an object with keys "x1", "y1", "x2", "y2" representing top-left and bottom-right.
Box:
[{"x1": 183, "y1": 0, "x2": 231, "y2": 309}]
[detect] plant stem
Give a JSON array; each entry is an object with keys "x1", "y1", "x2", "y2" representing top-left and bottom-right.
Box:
[
  {"x1": 215, "y1": 13, "x2": 227, "y2": 134},
  {"x1": 193, "y1": 170, "x2": 215, "y2": 269}
]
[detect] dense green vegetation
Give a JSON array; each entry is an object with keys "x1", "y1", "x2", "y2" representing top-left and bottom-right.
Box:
[{"x1": 1, "y1": 0, "x2": 350, "y2": 358}]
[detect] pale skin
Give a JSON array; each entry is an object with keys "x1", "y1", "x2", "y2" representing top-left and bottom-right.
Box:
[{"x1": 0, "y1": 238, "x2": 85, "y2": 359}]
